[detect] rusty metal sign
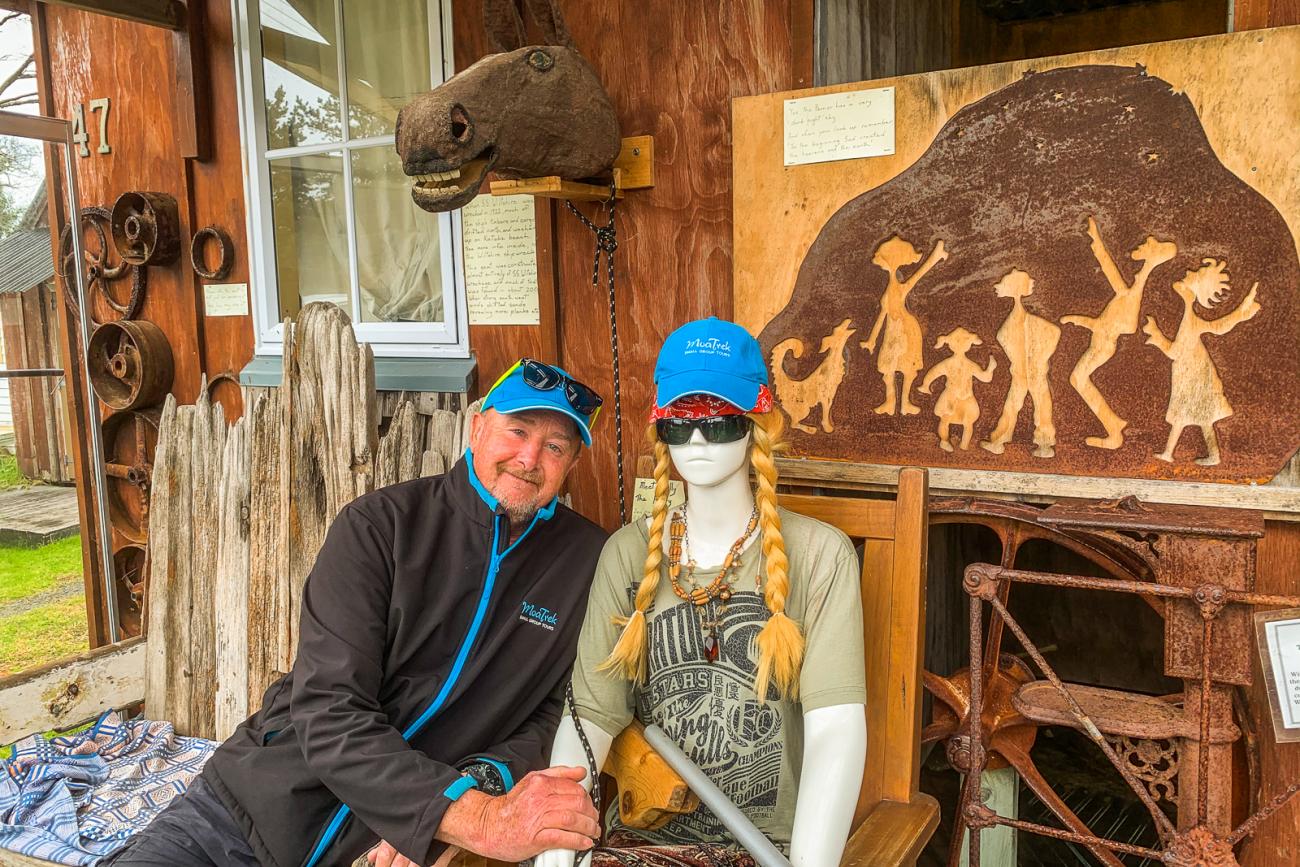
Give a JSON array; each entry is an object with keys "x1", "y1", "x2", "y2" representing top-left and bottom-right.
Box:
[{"x1": 753, "y1": 61, "x2": 1300, "y2": 483}]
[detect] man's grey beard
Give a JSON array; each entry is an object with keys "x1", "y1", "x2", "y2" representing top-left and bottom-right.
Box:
[{"x1": 503, "y1": 502, "x2": 540, "y2": 527}]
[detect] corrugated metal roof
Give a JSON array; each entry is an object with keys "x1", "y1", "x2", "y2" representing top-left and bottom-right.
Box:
[{"x1": 0, "y1": 228, "x2": 56, "y2": 296}]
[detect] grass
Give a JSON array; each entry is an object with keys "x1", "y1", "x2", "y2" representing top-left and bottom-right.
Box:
[
  {"x1": 0, "y1": 594, "x2": 88, "y2": 678},
  {"x1": 0, "y1": 534, "x2": 88, "y2": 678},
  {"x1": 0, "y1": 534, "x2": 84, "y2": 605},
  {"x1": 0, "y1": 450, "x2": 26, "y2": 490}
]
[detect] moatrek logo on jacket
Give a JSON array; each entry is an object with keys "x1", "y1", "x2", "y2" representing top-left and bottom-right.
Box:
[{"x1": 519, "y1": 601, "x2": 559, "y2": 631}]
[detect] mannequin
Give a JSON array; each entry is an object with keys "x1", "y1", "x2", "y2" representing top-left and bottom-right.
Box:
[{"x1": 537, "y1": 404, "x2": 867, "y2": 867}]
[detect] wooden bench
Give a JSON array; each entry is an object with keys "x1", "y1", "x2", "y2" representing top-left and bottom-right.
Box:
[
  {"x1": 605, "y1": 468, "x2": 939, "y2": 865},
  {"x1": 1, "y1": 468, "x2": 937, "y2": 867}
]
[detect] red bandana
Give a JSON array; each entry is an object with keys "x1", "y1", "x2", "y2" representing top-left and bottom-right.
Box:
[{"x1": 649, "y1": 385, "x2": 774, "y2": 421}]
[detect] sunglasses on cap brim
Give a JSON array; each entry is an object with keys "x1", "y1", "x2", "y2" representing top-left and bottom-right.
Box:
[
  {"x1": 655, "y1": 416, "x2": 753, "y2": 446},
  {"x1": 489, "y1": 358, "x2": 604, "y2": 425}
]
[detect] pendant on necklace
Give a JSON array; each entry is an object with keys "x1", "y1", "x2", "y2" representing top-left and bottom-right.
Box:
[{"x1": 703, "y1": 629, "x2": 719, "y2": 662}]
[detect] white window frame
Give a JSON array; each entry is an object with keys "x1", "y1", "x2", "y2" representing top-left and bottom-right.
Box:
[{"x1": 230, "y1": 0, "x2": 470, "y2": 359}]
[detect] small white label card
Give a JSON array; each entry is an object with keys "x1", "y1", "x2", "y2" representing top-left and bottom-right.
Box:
[
  {"x1": 462, "y1": 194, "x2": 539, "y2": 325},
  {"x1": 630, "y1": 477, "x2": 686, "y2": 523},
  {"x1": 1256, "y1": 608, "x2": 1300, "y2": 741},
  {"x1": 203, "y1": 282, "x2": 249, "y2": 317},
  {"x1": 783, "y1": 86, "x2": 895, "y2": 167}
]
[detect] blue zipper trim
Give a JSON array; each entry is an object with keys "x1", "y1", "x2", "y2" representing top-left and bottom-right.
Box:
[{"x1": 302, "y1": 487, "x2": 552, "y2": 867}]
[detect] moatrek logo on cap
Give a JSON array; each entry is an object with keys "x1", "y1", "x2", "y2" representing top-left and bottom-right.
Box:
[{"x1": 683, "y1": 337, "x2": 732, "y2": 357}]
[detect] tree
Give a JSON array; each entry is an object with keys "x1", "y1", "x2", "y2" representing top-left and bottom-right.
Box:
[{"x1": 0, "y1": 11, "x2": 36, "y2": 112}]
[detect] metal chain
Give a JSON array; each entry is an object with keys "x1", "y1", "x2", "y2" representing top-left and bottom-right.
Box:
[
  {"x1": 565, "y1": 190, "x2": 627, "y2": 525},
  {"x1": 565, "y1": 679, "x2": 603, "y2": 843}
]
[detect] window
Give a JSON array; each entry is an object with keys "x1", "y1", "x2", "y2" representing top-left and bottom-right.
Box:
[{"x1": 234, "y1": 0, "x2": 467, "y2": 358}]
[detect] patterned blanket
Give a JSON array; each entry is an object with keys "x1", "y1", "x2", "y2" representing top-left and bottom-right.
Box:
[{"x1": 0, "y1": 711, "x2": 216, "y2": 865}]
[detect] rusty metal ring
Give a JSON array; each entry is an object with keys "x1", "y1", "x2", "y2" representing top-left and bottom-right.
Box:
[{"x1": 190, "y1": 225, "x2": 234, "y2": 280}]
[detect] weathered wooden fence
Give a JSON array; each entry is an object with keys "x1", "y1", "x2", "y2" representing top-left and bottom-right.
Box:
[{"x1": 145, "y1": 303, "x2": 472, "y2": 739}]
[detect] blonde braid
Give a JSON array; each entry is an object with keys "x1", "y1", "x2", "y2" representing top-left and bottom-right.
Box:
[
  {"x1": 599, "y1": 428, "x2": 670, "y2": 683},
  {"x1": 749, "y1": 411, "x2": 803, "y2": 699}
]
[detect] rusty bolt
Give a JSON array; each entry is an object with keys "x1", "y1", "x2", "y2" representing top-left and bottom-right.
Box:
[
  {"x1": 1193, "y1": 584, "x2": 1228, "y2": 621},
  {"x1": 963, "y1": 563, "x2": 1002, "y2": 601}
]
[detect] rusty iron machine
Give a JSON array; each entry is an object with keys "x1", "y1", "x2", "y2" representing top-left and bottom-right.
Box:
[{"x1": 921, "y1": 495, "x2": 1300, "y2": 866}]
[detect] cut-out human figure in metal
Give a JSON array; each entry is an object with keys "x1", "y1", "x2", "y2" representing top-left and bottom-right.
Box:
[
  {"x1": 919, "y1": 327, "x2": 997, "y2": 452},
  {"x1": 982, "y1": 269, "x2": 1061, "y2": 459},
  {"x1": 860, "y1": 235, "x2": 948, "y2": 416},
  {"x1": 1062, "y1": 217, "x2": 1177, "y2": 449},
  {"x1": 771, "y1": 318, "x2": 857, "y2": 434},
  {"x1": 1143, "y1": 258, "x2": 1260, "y2": 466}
]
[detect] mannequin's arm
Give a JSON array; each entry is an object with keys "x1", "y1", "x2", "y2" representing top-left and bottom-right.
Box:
[
  {"x1": 534, "y1": 714, "x2": 614, "y2": 867},
  {"x1": 789, "y1": 703, "x2": 866, "y2": 867}
]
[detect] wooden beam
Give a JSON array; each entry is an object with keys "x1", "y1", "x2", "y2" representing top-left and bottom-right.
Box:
[
  {"x1": 33, "y1": 0, "x2": 184, "y2": 29},
  {"x1": 776, "y1": 457, "x2": 1300, "y2": 520},
  {"x1": 0, "y1": 637, "x2": 145, "y2": 745},
  {"x1": 172, "y1": 0, "x2": 210, "y2": 159}
]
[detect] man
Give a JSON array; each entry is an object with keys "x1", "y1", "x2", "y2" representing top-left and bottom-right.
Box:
[{"x1": 107, "y1": 359, "x2": 609, "y2": 867}]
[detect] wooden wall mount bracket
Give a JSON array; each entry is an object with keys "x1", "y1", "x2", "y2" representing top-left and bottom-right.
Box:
[{"x1": 489, "y1": 135, "x2": 655, "y2": 202}]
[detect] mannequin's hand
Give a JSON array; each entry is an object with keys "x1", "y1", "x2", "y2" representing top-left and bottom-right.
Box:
[
  {"x1": 361, "y1": 842, "x2": 436, "y2": 867},
  {"x1": 535, "y1": 850, "x2": 593, "y2": 867}
]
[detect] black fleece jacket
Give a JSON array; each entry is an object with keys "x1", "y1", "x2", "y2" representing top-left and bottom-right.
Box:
[{"x1": 202, "y1": 456, "x2": 607, "y2": 867}]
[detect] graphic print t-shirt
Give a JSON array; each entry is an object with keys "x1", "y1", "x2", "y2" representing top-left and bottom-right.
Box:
[{"x1": 569, "y1": 508, "x2": 866, "y2": 849}]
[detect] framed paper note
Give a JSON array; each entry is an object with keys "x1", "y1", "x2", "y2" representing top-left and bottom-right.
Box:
[
  {"x1": 462, "y1": 194, "x2": 539, "y2": 325},
  {"x1": 1255, "y1": 608, "x2": 1300, "y2": 742},
  {"x1": 783, "y1": 87, "x2": 895, "y2": 166}
]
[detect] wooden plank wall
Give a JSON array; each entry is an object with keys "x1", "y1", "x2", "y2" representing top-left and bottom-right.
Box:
[
  {"x1": 954, "y1": 0, "x2": 1229, "y2": 67},
  {"x1": 1234, "y1": 9, "x2": 1300, "y2": 867},
  {"x1": 815, "y1": 0, "x2": 952, "y2": 85},
  {"x1": 0, "y1": 284, "x2": 71, "y2": 482},
  {"x1": 35, "y1": 0, "x2": 254, "y2": 640},
  {"x1": 454, "y1": 0, "x2": 812, "y2": 530},
  {"x1": 39, "y1": 0, "x2": 254, "y2": 406}
]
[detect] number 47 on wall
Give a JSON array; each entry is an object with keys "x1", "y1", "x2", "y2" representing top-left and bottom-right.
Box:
[{"x1": 71, "y1": 98, "x2": 111, "y2": 157}]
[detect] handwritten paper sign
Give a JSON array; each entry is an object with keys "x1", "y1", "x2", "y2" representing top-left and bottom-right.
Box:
[
  {"x1": 203, "y1": 282, "x2": 249, "y2": 317},
  {"x1": 462, "y1": 194, "x2": 539, "y2": 325},
  {"x1": 783, "y1": 87, "x2": 895, "y2": 167},
  {"x1": 1256, "y1": 608, "x2": 1300, "y2": 741},
  {"x1": 630, "y1": 477, "x2": 686, "y2": 523}
]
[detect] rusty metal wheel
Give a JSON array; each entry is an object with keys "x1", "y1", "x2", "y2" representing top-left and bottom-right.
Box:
[
  {"x1": 102, "y1": 407, "x2": 161, "y2": 543},
  {"x1": 59, "y1": 206, "x2": 146, "y2": 326},
  {"x1": 113, "y1": 543, "x2": 148, "y2": 637},
  {"x1": 111, "y1": 191, "x2": 181, "y2": 267},
  {"x1": 88, "y1": 320, "x2": 174, "y2": 411}
]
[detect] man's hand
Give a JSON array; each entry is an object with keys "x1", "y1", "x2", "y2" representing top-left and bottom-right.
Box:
[{"x1": 436, "y1": 766, "x2": 600, "y2": 862}]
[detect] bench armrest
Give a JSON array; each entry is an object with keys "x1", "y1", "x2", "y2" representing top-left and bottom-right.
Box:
[{"x1": 839, "y1": 794, "x2": 941, "y2": 867}]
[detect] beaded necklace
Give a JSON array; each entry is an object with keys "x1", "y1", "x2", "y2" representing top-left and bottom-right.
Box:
[{"x1": 667, "y1": 505, "x2": 759, "y2": 662}]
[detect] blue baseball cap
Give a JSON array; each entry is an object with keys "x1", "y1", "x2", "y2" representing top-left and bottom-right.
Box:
[
  {"x1": 654, "y1": 317, "x2": 768, "y2": 411},
  {"x1": 481, "y1": 359, "x2": 598, "y2": 447}
]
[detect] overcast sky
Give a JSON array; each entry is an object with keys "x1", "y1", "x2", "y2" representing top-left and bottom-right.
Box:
[{"x1": 0, "y1": 13, "x2": 48, "y2": 213}]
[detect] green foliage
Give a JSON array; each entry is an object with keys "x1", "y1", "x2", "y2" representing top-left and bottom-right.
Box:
[
  {"x1": 0, "y1": 450, "x2": 27, "y2": 490},
  {"x1": 0, "y1": 534, "x2": 83, "y2": 606},
  {"x1": 0, "y1": 136, "x2": 38, "y2": 238},
  {"x1": 0, "y1": 594, "x2": 88, "y2": 677}
]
